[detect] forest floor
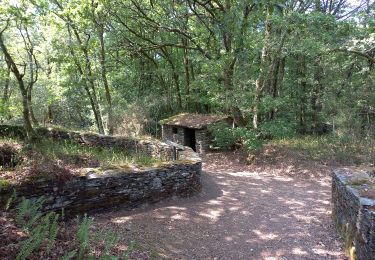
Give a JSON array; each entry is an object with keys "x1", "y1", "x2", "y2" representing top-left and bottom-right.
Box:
[{"x1": 88, "y1": 145, "x2": 348, "y2": 259}]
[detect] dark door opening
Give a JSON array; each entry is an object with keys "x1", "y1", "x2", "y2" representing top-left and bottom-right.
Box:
[{"x1": 184, "y1": 128, "x2": 196, "y2": 151}]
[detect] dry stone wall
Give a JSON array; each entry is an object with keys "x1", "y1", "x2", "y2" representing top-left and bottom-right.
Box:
[
  {"x1": 332, "y1": 169, "x2": 375, "y2": 260},
  {"x1": 161, "y1": 125, "x2": 184, "y2": 146},
  {"x1": 1, "y1": 159, "x2": 201, "y2": 216},
  {"x1": 0, "y1": 125, "x2": 173, "y2": 160},
  {"x1": 0, "y1": 125, "x2": 202, "y2": 216}
]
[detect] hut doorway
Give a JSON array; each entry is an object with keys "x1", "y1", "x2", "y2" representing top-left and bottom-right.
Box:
[{"x1": 184, "y1": 128, "x2": 196, "y2": 151}]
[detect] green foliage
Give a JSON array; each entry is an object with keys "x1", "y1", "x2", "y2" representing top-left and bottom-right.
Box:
[
  {"x1": 260, "y1": 118, "x2": 296, "y2": 139},
  {"x1": 233, "y1": 127, "x2": 264, "y2": 152},
  {"x1": 24, "y1": 139, "x2": 160, "y2": 168},
  {"x1": 0, "y1": 178, "x2": 11, "y2": 191},
  {"x1": 208, "y1": 122, "x2": 239, "y2": 150},
  {"x1": 208, "y1": 122, "x2": 263, "y2": 152},
  {"x1": 15, "y1": 197, "x2": 60, "y2": 260},
  {"x1": 16, "y1": 197, "x2": 45, "y2": 229},
  {"x1": 77, "y1": 214, "x2": 92, "y2": 259},
  {"x1": 274, "y1": 134, "x2": 375, "y2": 165},
  {"x1": 9, "y1": 197, "x2": 136, "y2": 259},
  {"x1": 0, "y1": 0, "x2": 373, "y2": 159}
]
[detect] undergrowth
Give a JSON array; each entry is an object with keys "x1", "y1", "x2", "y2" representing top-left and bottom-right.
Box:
[
  {"x1": 273, "y1": 134, "x2": 375, "y2": 166},
  {"x1": 9, "y1": 196, "x2": 135, "y2": 259},
  {"x1": 25, "y1": 139, "x2": 159, "y2": 168},
  {"x1": 0, "y1": 137, "x2": 159, "y2": 170}
]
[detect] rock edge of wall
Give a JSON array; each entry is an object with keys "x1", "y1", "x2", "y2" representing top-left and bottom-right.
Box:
[{"x1": 332, "y1": 169, "x2": 375, "y2": 260}]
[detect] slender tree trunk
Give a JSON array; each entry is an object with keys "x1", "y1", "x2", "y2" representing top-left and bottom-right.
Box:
[
  {"x1": 297, "y1": 55, "x2": 307, "y2": 134},
  {"x1": 97, "y1": 24, "x2": 114, "y2": 134},
  {"x1": 44, "y1": 105, "x2": 53, "y2": 125},
  {"x1": 3, "y1": 59, "x2": 10, "y2": 101},
  {"x1": 1, "y1": 59, "x2": 11, "y2": 122},
  {"x1": 67, "y1": 25, "x2": 105, "y2": 134},
  {"x1": 311, "y1": 60, "x2": 324, "y2": 133},
  {"x1": 183, "y1": 39, "x2": 190, "y2": 97},
  {"x1": 269, "y1": 57, "x2": 281, "y2": 120},
  {"x1": 81, "y1": 44, "x2": 105, "y2": 134},
  {"x1": 182, "y1": 6, "x2": 190, "y2": 105},
  {"x1": 253, "y1": 6, "x2": 272, "y2": 129},
  {"x1": 253, "y1": 79, "x2": 262, "y2": 129},
  {"x1": 0, "y1": 33, "x2": 35, "y2": 139},
  {"x1": 27, "y1": 85, "x2": 38, "y2": 126},
  {"x1": 223, "y1": 56, "x2": 246, "y2": 126}
]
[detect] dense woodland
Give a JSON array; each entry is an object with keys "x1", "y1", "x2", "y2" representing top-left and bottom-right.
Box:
[{"x1": 0, "y1": 0, "x2": 374, "y2": 144}]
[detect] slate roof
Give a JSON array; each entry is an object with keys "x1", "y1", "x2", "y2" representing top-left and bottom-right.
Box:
[{"x1": 159, "y1": 113, "x2": 230, "y2": 129}]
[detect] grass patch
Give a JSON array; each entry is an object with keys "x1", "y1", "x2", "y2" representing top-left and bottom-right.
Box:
[
  {"x1": 0, "y1": 137, "x2": 162, "y2": 184},
  {"x1": 273, "y1": 134, "x2": 375, "y2": 165},
  {"x1": 24, "y1": 139, "x2": 160, "y2": 168},
  {"x1": 0, "y1": 178, "x2": 11, "y2": 191}
]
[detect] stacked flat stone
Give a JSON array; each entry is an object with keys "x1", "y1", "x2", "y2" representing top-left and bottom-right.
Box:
[
  {"x1": 332, "y1": 169, "x2": 375, "y2": 260},
  {"x1": 0, "y1": 125, "x2": 202, "y2": 217}
]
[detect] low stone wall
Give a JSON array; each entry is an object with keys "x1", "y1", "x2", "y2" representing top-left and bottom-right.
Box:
[
  {"x1": 0, "y1": 125, "x2": 173, "y2": 160},
  {"x1": 1, "y1": 148, "x2": 201, "y2": 216},
  {"x1": 332, "y1": 169, "x2": 375, "y2": 260},
  {"x1": 0, "y1": 125, "x2": 202, "y2": 216}
]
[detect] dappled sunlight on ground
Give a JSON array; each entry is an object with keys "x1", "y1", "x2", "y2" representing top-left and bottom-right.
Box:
[{"x1": 91, "y1": 151, "x2": 345, "y2": 259}]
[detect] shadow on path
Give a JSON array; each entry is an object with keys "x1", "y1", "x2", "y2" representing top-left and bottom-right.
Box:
[{"x1": 93, "y1": 152, "x2": 345, "y2": 260}]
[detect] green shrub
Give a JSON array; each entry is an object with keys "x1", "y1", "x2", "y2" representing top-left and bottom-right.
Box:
[
  {"x1": 233, "y1": 128, "x2": 263, "y2": 152},
  {"x1": 208, "y1": 122, "x2": 238, "y2": 150},
  {"x1": 260, "y1": 118, "x2": 296, "y2": 139},
  {"x1": 208, "y1": 122, "x2": 263, "y2": 152}
]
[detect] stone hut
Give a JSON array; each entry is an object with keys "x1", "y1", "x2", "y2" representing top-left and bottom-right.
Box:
[{"x1": 160, "y1": 113, "x2": 232, "y2": 154}]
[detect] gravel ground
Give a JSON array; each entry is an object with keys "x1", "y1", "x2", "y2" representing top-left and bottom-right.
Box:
[{"x1": 91, "y1": 150, "x2": 346, "y2": 260}]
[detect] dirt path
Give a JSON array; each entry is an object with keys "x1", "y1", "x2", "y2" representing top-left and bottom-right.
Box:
[{"x1": 93, "y1": 151, "x2": 346, "y2": 259}]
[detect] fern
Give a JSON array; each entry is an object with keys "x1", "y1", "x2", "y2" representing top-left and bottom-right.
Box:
[
  {"x1": 16, "y1": 217, "x2": 50, "y2": 260},
  {"x1": 16, "y1": 196, "x2": 45, "y2": 229},
  {"x1": 77, "y1": 214, "x2": 93, "y2": 259},
  {"x1": 5, "y1": 188, "x2": 17, "y2": 210},
  {"x1": 122, "y1": 240, "x2": 135, "y2": 260},
  {"x1": 15, "y1": 197, "x2": 61, "y2": 259},
  {"x1": 61, "y1": 250, "x2": 77, "y2": 260},
  {"x1": 13, "y1": 197, "x2": 135, "y2": 259},
  {"x1": 46, "y1": 212, "x2": 60, "y2": 253}
]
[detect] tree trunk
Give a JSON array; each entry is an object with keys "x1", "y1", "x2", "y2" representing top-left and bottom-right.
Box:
[
  {"x1": 44, "y1": 105, "x2": 53, "y2": 125},
  {"x1": 311, "y1": 60, "x2": 324, "y2": 134},
  {"x1": 253, "y1": 6, "x2": 272, "y2": 129},
  {"x1": 223, "y1": 57, "x2": 246, "y2": 126},
  {"x1": 3, "y1": 59, "x2": 10, "y2": 101},
  {"x1": 67, "y1": 25, "x2": 105, "y2": 135},
  {"x1": 27, "y1": 85, "x2": 39, "y2": 126},
  {"x1": 1, "y1": 59, "x2": 11, "y2": 122},
  {"x1": 183, "y1": 39, "x2": 190, "y2": 98},
  {"x1": 97, "y1": 23, "x2": 114, "y2": 135},
  {"x1": 297, "y1": 55, "x2": 307, "y2": 134},
  {"x1": 0, "y1": 33, "x2": 35, "y2": 139}
]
